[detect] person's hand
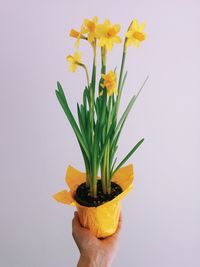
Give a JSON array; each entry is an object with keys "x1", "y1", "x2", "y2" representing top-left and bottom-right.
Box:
[{"x1": 72, "y1": 211, "x2": 122, "y2": 267}]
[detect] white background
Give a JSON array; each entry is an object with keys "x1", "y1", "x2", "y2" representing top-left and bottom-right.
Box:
[{"x1": 0, "y1": 0, "x2": 200, "y2": 266}]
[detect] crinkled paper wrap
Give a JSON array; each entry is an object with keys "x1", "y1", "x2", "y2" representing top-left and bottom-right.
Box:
[{"x1": 53, "y1": 164, "x2": 134, "y2": 238}]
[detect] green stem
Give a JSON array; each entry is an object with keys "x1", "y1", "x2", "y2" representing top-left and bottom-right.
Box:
[
  {"x1": 115, "y1": 40, "x2": 127, "y2": 118},
  {"x1": 101, "y1": 163, "x2": 107, "y2": 194},
  {"x1": 106, "y1": 141, "x2": 110, "y2": 194},
  {"x1": 91, "y1": 169, "x2": 97, "y2": 198},
  {"x1": 91, "y1": 41, "x2": 96, "y2": 95},
  {"x1": 101, "y1": 46, "x2": 107, "y2": 76},
  {"x1": 82, "y1": 65, "x2": 90, "y2": 88},
  {"x1": 102, "y1": 148, "x2": 107, "y2": 194},
  {"x1": 101, "y1": 97, "x2": 112, "y2": 195},
  {"x1": 88, "y1": 42, "x2": 98, "y2": 197},
  {"x1": 99, "y1": 45, "x2": 109, "y2": 194},
  {"x1": 82, "y1": 64, "x2": 95, "y2": 195},
  {"x1": 83, "y1": 65, "x2": 94, "y2": 147},
  {"x1": 101, "y1": 46, "x2": 107, "y2": 70},
  {"x1": 84, "y1": 158, "x2": 90, "y2": 187},
  {"x1": 89, "y1": 88, "x2": 94, "y2": 145},
  {"x1": 101, "y1": 121, "x2": 107, "y2": 194},
  {"x1": 106, "y1": 97, "x2": 112, "y2": 194}
]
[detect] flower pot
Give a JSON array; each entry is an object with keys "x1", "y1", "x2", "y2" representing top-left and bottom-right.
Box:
[
  {"x1": 53, "y1": 164, "x2": 134, "y2": 238},
  {"x1": 74, "y1": 180, "x2": 123, "y2": 207},
  {"x1": 76, "y1": 195, "x2": 121, "y2": 238}
]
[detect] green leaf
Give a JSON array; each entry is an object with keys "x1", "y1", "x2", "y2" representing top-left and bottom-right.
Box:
[
  {"x1": 83, "y1": 86, "x2": 88, "y2": 109},
  {"x1": 98, "y1": 120, "x2": 115, "y2": 165},
  {"x1": 113, "y1": 76, "x2": 149, "y2": 144},
  {"x1": 91, "y1": 64, "x2": 96, "y2": 95},
  {"x1": 100, "y1": 98, "x2": 107, "y2": 126},
  {"x1": 110, "y1": 157, "x2": 117, "y2": 180},
  {"x1": 93, "y1": 120, "x2": 100, "y2": 178},
  {"x1": 115, "y1": 94, "x2": 136, "y2": 134},
  {"x1": 57, "y1": 81, "x2": 68, "y2": 103},
  {"x1": 77, "y1": 138, "x2": 90, "y2": 176},
  {"x1": 77, "y1": 104, "x2": 90, "y2": 153},
  {"x1": 120, "y1": 70, "x2": 128, "y2": 91},
  {"x1": 55, "y1": 87, "x2": 90, "y2": 159},
  {"x1": 112, "y1": 138, "x2": 145, "y2": 175},
  {"x1": 86, "y1": 110, "x2": 92, "y2": 143},
  {"x1": 95, "y1": 97, "x2": 100, "y2": 119}
]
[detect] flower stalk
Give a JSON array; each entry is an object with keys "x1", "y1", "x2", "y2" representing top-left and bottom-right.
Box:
[{"x1": 116, "y1": 41, "x2": 127, "y2": 112}]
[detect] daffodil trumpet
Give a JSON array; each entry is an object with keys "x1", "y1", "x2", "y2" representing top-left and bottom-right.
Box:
[{"x1": 54, "y1": 17, "x2": 147, "y2": 236}]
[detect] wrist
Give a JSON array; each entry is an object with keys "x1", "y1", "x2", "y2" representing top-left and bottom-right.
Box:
[{"x1": 77, "y1": 253, "x2": 111, "y2": 267}]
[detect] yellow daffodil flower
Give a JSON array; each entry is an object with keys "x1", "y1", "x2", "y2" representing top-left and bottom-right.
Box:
[
  {"x1": 66, "y1": 51, "x2": 82, "y2": 72},
  {"x1": 70, "y1": 29, "x2": 81, "y2": 38},
  {"x1": 96, "y1": 20, "x2": 122, "y2": 51},
  {"x1": 81, "y1": 16, "x2": 98, "y2": 44},
  {"x1": 125, "y1": 19, "x2": 146, "y2": 48},
  {"x1": 101, "y1": 71, "x2": 118, "y2": 96},
  {"x1": 69, "y1": 29, "x2": 87, "y2": 48}
]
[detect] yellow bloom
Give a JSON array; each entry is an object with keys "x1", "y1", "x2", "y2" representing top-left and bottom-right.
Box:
[
  {"x1": 96, "y1": 20, "x2": 122, "y2": 51},
  {"x1": 125, "y1": 19, "x2": 146, "y2": 48},
  {"x1": 69, "y1": 29, "x2": 87, "y2": 48},
  {"x1": 81, "y1": 16, "x2": 98, "y2": 44},
  {"x1": 101, "y1": 71, "x2": 118, "y2": 96},
  {"x1": 70, "y1": 29, "x2": 81, "y2": 38},
  {"x1": 66, "y1": 51, "x2": 82, "y2": 72}
]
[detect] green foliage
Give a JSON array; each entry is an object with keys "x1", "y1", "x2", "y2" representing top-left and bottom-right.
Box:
[{"x1": 55, "y1": 42, "x2": 148, "y2": 198}]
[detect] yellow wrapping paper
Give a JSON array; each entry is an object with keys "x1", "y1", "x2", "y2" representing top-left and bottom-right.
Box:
[{"x1": 53, "y1": 164, "x2": 134, "y2": 238}]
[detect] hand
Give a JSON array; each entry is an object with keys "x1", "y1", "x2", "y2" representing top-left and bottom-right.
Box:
[{"x1": 72, "y1": 211, "x2": 122, "y2": 267}]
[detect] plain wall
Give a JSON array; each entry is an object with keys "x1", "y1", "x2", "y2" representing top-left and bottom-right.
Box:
[{"x1": 0, "y1": 0, "x2": 200, "y2": 266}]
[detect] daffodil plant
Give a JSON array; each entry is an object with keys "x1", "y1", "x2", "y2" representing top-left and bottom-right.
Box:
[{"x1": 56, "y1": 17, "x2": 147, "y2": 198}]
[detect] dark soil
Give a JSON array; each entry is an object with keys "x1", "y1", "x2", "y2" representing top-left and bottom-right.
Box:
[{"x1": 74, "y1": 180, "x2": 123, "y2": 207}]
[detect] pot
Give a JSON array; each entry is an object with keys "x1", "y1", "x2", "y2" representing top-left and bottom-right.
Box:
[{"x1": 53, "y1": 164, "x2": 134, "y2": 238}]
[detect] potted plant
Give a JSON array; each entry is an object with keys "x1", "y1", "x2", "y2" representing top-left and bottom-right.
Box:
[{"x1": 53, "y1": 17, "x2": 147, "y2": 238}]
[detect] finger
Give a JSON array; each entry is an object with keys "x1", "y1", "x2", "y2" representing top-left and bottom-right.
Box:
[
  {"x1": 72, "y1": 212, "x2": 82, "y2": 233},
  {"x1": 74, "y1": 211, "x2": 79, "y2": 222},
  {"x1": 117, "y1": 212, "x2": 122, "y2": 232}
]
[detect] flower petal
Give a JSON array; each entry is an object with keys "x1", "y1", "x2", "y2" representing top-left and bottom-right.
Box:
[
  {"x1": 114, "y1": 24, "x2": 121, "y2": 33},
  {"x1": 126, "y1": 30, "x2": 133, "y2": 38},
  {"x1": 106, "y1": 39, "x2": 113, "y2": 51},
  {"x1": 104, "y1": 19, "x2": 111, "y2": 28},
  {"x1": 113, "y1": 36, "x2": 122, "y2": 44},
  {"x1": 67, "y1": 55, "x2": 74, "y2": 63},
  {"x1": 139, "y1": 21, "x2": 146, "y2": 31},
  {"x1": 131, "y1": 19, "x2": 138, "y2": 29},
  {"x1": 133, "y1": 39, "x2": 140, "y2": 48},
  {"x1": 93, "y1": 16, "x2": 98, "y2": 24},
  {"x1": 69, "y1": 64, "x2": 77, "y2": 72}
]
